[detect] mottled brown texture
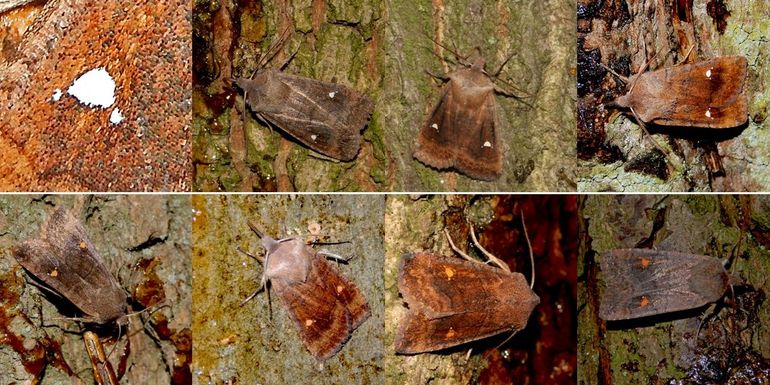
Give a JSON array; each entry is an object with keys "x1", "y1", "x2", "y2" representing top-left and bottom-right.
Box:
[
  {"x1": 253, "y1": 233, "x2": 371, "y2": 361},
  {"x1": 413, "y1": 57, "x2": 502, "y2": 181},
  {"x1": 611, "y1": 56, "x2": 748, "y2": 129},
  {"x1": 13, "y1": 208, "x2": 128, "y2": 325},
  {"x1": 0, "y1": 0, "x2": 191, "y2": 191},
  {"x1": 599, "y1": 248, "x2": 730, "y2": 321},
  {"x1": 235, "y1": 69, "x2": 373, "y2": 161},
  {"x1": 396, "y1": 252, "x2": 539, "y2": 354}
]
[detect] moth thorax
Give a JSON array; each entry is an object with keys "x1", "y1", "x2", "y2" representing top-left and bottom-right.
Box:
[{"x1": 264, "y1": 240, "x2": 312, "y2": 284}]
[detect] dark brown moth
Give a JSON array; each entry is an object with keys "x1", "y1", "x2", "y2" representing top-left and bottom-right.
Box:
[
  {"x1": 13, "y1": 208, "x2": 128, "y2": 326},
  {"x1": 599, "y1": 249, "x2": 732, "y2": 321},
  {"x1": 413, "y1": 55, "x2": 503, "y2": 181},
  {"x1": 83, "y1": 331, "x2": 119, "y2": 385},
  {"x1": 243, "y1": 225, "x2": 371, "y2": 361},
  {"x1": 395, "y1": 251, "x2": 539, "y2": 354},
  {"x1": 234, "y1": 70, "x2": 374, "y2": 161},
  {"x1": 607, "y1": 56, "x2": 748, "y2": 129}
]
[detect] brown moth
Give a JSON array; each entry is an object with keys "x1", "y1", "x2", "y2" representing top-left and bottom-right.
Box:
[
  {"x1": 13, "y1": 208, "x2": 128, "y2": 326},
  {"x1": 413, "y1": 55, "x2": 504, "y2": 181},
  {"x1": 395, "y1": 251, "x2": 539, "y2": 354},
  {"x1": 234, "y1": 70, "x2": 374, "y2": 161},
  {"x1": 243, "y1": 225, "x2": 370, "y2": 361},
  {"x1": 607, "y1": 56, "x2": 748, "y2": 129},
  {"x1": 599, "y1": 249, "x2": 733, "y2": 321}
]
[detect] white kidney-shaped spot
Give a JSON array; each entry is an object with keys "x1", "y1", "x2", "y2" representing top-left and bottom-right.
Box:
[
  {"x1": 705, "y1": 108, "x2": 712, "y2": 118},
  {"x1": 110, "y1": 108, "x2": 124, "y2": 124},
  {"x1": 311, "y1": 134, "x2": 318, "y2": 141},
  {"x1": 52, "y1": 89, "x2": 62, "y2": 102},
  {"x1": 67, "y1": 67, "x2": 116, "y2": 108},
  {"x1": 706, "y1": 68, "x2": 712, "y2": 78},
  {"x1": 482, "y1": 141, "x2": 492, "y2": 148},
  {"x1": 431, "y1": 123, "x2": 439, "y2": 131},
  {"x1": 328, "y1": 91, "x2": 337, "y2": 98}
]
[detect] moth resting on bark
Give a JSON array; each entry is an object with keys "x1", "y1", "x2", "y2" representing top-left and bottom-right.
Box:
[{"x1": 234, "y1": 70, "x2": 374, "y2": 161}]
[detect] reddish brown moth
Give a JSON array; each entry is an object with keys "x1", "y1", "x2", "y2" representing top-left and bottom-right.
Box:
[
  {"x1": 395, "y1": 233, "x2": 539, "y2": 354},
  {"x1": 234, "y1": 70, "x2": 374, "y2": 161},
  {"x1": 242, "y1": 224, "x2": 370, "y2": 361},
  {"x1": 12, "y1": 208, "x2": 129, "y2": 326},
  {"x1": 607, "y1": 56, "x2": 748, "y2": 129},
  {"x1": 599, "y1": 249, "x2": 733, "y2": 321},
  {"x1": 413, "y1": 54, "x2": 507, "y2": 181}
]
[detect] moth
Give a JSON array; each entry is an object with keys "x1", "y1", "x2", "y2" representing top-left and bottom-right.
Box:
[
  {"x1": 13, "y1": 208, "x2": 129, "y2": 326},
  {"x1": 606, "y1": 56, "x2": 748, "y2": 129},
  {"x1": 234, "y1": 69, "x2": 374, "y2": 161},
  {"x1": 413, "y1": 55, "x2": 505, "y2": 181},
  {"x1": 242, "y1": 224, "x2": 370, "y2": 361},
  {"x1": 599, "y1": 248, "x2": 733, "y2": 321},
  {"x1": 395, "y1": 230, "x2": 539, "y2": 354}
]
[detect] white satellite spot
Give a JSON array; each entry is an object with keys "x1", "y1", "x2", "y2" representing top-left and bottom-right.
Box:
[
  {"x1": 67, "y1": 67, "x2": 116, "y2": 108},
  {"x1": 110, "y1": 108, "x2": 124, "y2": 124},
  {"x1": 311, "y1": 134, "x2": 318, "y2": 141},
  {"x1": 328, "y1": 91, "x2": 337, "y2": 98},
  {"x1": 705, "y1": 109, "x2": 712, "y2": 119},
  {"x1": 431, "y1": 123, "x2": 439, "y2": 131},
  {"x1": 706, "y1": 68, "x2": 712, "y2": 78},
  {"x1": 482, "y1": 141, "x2": 492, "y2": 148},
  {"x1": 52, "y1": 89, "x2": 62, "y2": 101}
]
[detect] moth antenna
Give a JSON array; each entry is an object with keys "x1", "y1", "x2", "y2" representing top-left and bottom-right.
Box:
[
  {"x1": 680, "y1": 45, "x2": 695, "y2": 65},
  {"x1": 468, "y1": 226, "x2": 510, "y2": 273},
  {"x1": 425, "y1": 69, "x2": 449, "y2": 82},
  {"x1": 444, "y1": 229, "x2": 476, "y2": 263},
  {"x1": 599, "y1": 62, "x2": 628, "y2": 84},
  {"x1": 236, "y1": 246, "x2": 265, "y2": 263},
  {"x1": 256, "y1": 25, "x2": 293, "y2": 70},
  {"x1": 421, "y1": 32, "x2": 469, "y2": 66},
  {"x1": 494, "y1": 329, "x2": 520, "y2": 350},
  {"x1": 419, "y1": 44, "x2": 459, "y2": 67},
  {"x1": 239, "y1": 283, "x2": 265, "y2": 307},
  {"x1": 493, "y1": 83, "x2": 535, "y2": 109},
  {"x1": 247, "y1": 221, "x2": 265, "y2": 239},
  {"x1": 521, "y1": 211, "x2": 535, "y2": 289},
  {"x1": 627, "y1": 50, "x2": 659, "y2": 95}
]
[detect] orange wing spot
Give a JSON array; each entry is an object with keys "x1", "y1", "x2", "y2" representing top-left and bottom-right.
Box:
[
  {"x1": 443, "y1": 266, "x2": 456, "y2": 280},
  {"x1": 79, "y1": 241, "x2": 87, "y2": 250},
  {"x1": 639, "y1": 296, "x2": 651, "y2": 308},
  {"x1": 305, "y1": 319, "x2": 315, "y2": 327},
  {"x1": 336, "y1": 285, "x2": 344, "y2": 294},
  {"x1": 639, "y1": 257, "x2": 650, "y2": 269},
  {"x1": 49, "y1": 268, "x2": 59, "y2": 277},
  {"x1": 445, "y1": 328, "x2": 456, "y2": 339}
]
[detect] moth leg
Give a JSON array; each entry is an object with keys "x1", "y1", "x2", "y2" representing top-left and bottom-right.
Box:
[
  {"x1": 24, "y1": 275, "x2": 65, "y2": 300},
  {"x1": 236, "y1": 245, "x2": 264, "y2": 263},
  {"x1": 599, "y1": 62, "x2": 629, "y2": 84},
  {"x1": 628, "y1": 106, "x2": 680, "y2": 171},
  {"x1": 317, "y1": 251, "x2": 350, "y2": 263},
  {"x1": 425, "y1": 69, "x2": 449, "y2": 82}
]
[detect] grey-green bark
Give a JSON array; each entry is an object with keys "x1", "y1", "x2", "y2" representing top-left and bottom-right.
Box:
[
  {"x1": 193, "y1": 0, "x2": 576, "y2": 191},
  {"x1": 191, "y1": 195, "x2": 385, "y2": 384},
  {"x1": 578, "y1": 195, "x2": 770, "y2": 384},
  {"x1": 0, "y1": 195, "x2": 192, "y2": 385}
]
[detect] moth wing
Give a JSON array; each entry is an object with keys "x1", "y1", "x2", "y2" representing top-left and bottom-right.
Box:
[
  {"x1": 599, "y1": 249, "x2": 728, "y2": 320},
  {"x1": 313, "y1": 256, "x2": 370, "y2": 330},
  {"x1": 414, "y1": 84, "x2": 462, "y2": 170},
  {"x1": 632, "y1": 56, "x2": 748, "y2": 128},
  {"x1": 260, "y1": 74, "x2": 372, "y2": 161},
  {"x1": 272, "y1": 256, "x2": 367, "y2": 361},
  {"x1": 396, "y1": 253, "x2": 538, "y2": 353},
  {"x1": 13, "y1": 209, "x2": 126, "y2": 323}
]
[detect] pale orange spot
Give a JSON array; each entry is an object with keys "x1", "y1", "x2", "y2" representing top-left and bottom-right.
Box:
[
  {"x1": 336, "y1": 285, "x2": 344, "y2": 294},
  {"x1": 79, "y1": 241, "x2": 87, "y2": 250},
  {"x1": 639, "y1": 296, "x2": 650, "y2": 308},
  {"x1": 444, "y1": 266, "x2": 456, "y2": 280},
  {"x1": 305, "y1": 319, "x2": 315, "y2": 327},
  {"x1": 639, "y1": 257, "x2": 650, "y2": 269},
  {"x1": 49, "y1": 268, "x2": 59, "y2": 277},
  {"x1": 445, "y1": 328, "x2": 456, "y2": 339}
]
